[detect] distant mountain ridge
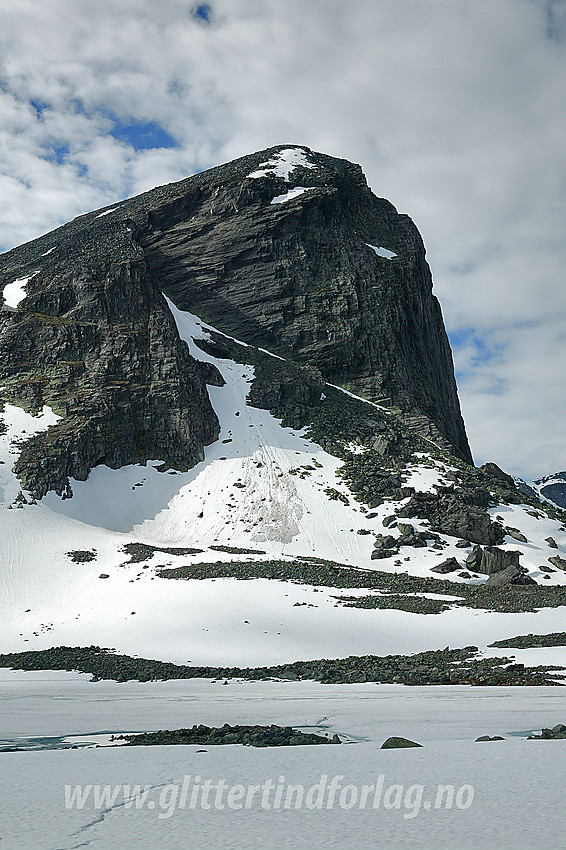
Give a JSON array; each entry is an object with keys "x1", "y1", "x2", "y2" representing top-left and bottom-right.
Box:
[{"x1": 517, "y1": 472, "x2": 566, "y2": 510}]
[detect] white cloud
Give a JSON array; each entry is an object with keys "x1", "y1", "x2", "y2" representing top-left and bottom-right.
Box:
[{"x1": 0, "y1": 0, "x2": 564, "y2": 479}]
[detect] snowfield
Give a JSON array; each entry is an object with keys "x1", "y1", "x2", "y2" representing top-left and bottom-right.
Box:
[
  {"x1": 1, "y1": 303, "x2": 566, "y2": 667},
  {"x1": 366, "y1": 243, "x2": 398, "y2": 259},
  {"x1": 271, "y1": 186, "x2": 316, "y2": 204}
]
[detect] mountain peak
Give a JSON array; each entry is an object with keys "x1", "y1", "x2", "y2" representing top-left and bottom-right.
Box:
[{"x1": 1, "y1": 146, "x2": 471, "y2": 499}]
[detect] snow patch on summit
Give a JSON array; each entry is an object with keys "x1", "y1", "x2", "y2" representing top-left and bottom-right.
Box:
[{"x1": 249, "y1": 147, "x2": 316, "y2": 181}]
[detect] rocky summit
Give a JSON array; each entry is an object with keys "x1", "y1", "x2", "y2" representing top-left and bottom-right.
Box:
[{"x1": 1, "y1": 145, "x2": 470, "y2": 498}]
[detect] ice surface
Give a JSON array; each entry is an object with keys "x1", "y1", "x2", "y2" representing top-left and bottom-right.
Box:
[
  {"x1": 96, "y1": 207, "x2": 117, "y2": 218},
  {"x1": 1, "y1": 674, "x2": 566, "y2": 850}
]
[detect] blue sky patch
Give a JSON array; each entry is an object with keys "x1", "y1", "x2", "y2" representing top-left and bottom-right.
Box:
[
  {"x1": 449, "y1": 326, "x2": 506, "y2": 386},
  {"x1": 543, "y1": 0, "x2": 566, "y2": 41},
  {"x1": 110, "y1": 120, "x2": 177, "y2": 151},
  {"x1": 30, "y1": 99, "x2": 49, "y2": 117},
  {"x1": 193, "y1": 5, "x2": 212, "y2": 23},
  {"x1": 41, "y1": 143, "x2": 69, "y2": 165}
]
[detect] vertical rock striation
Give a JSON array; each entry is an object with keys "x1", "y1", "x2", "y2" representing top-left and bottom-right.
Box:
[{"x1": 131, "y1": 145, "x2": 472, "y2": 461}]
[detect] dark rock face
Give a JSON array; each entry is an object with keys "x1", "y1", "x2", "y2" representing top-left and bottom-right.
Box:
[
  {"x1": 0, "y1": 143, "x2": 471, "y2": 496},
  {"x1": 129, "y1": 144, "x2": 470, "y2": 461},
  {"x1": 0, "y1": 241, "x2": 219, "y2": 497}
]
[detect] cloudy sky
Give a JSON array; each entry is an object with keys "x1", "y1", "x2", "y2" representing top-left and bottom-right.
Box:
[{"x1": 1, "y1": 0, "x2": 564, "y2": 480}]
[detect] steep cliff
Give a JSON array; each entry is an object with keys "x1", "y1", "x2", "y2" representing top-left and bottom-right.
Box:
[
  {"x1": 0, "y1": 225, "x2": 220, "y2": 497},
  {"x1": 131, "y1": 145, "x2": 472, "y2": 461},
  {"x1": 0, "y1": 144, "x2": 471, "y2": 498}
]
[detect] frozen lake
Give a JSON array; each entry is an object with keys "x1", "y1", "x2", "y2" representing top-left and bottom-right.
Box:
[{"x1": 1, "y1": 670, "x2": 565, "y2": 849}]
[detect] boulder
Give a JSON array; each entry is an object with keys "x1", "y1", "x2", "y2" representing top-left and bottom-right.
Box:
[
  {"x1": 466, "y1": 546, "x2": 521, "y2": 575},
  {"x1": 528, "y1": 724, "x2": 566, "y2": 740},
  {"x1": 381, "y1": 736, "x2": 422, "y2": 749},
  {"x1": 398, "y1": 491, "x2": 504, "y2": 546},
  {"x1": 505, "y1": 526, "x2": 528, "y2": 543},
  {"x1": 485, "y1": 566, "x2": 537, "y2": 587},
  {"x1": 475, "y1": 735, "x2": 505, "y2": 742},
  {"x1": 430, "y1": 557, "x2": 460, "y2": 574},
  {"x1": 371, "y1": 534, "x2": 399, "y2": 560},
  {"x1": 548, "y1": 555, "x2": 566, "y2": 571}
]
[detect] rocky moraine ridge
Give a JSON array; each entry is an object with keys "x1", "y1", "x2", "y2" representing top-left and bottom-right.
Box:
[{"x1": 1, "y1": 145, "x2": 471, "y2": 498}]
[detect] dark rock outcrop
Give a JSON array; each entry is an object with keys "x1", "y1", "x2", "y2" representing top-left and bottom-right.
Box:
[
  {"x1": 528, "y1": 724, "x2": 566, "y2": 740},
  {"x1": 114, "y1": 723, "x2": 339, "y2": 748},
  {"x1": 0, "y1": 249, "x2": 220, "y2": 497},
  {"x1": 2, "y1": 644, "x2": 562, "y2": 685},
  {"x1": 430, "y1": 557, "x2": 460, "y2": 574},
  {"x1": 489, "y1": 632, "x2": 566, "y2": 649},
  {"x1": 504, "y1": 526, "x2": 528, "y2": 542},
  {"x1": 480, "y1": 462, "x2": 516, "y2": 488},
  {"x1": 475, "y1": 735, "x2": 505, "y2": 742},
  {"x1": 397, "y1": 489, "x2": 504, "y2": 545},
  {"x1": 548, "y1": 555, "x2": 566, "y2": 571},
  {"x1": 381, "y1": 737, "x2": 422, "y2": 749},
  {"x1": 466, "y1": 546, "x2": 522, "y2": 575}
]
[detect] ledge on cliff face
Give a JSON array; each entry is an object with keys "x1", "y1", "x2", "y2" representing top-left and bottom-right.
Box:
[{"x1": 0, "y1": 144, "x2": 471, "y2": 497}]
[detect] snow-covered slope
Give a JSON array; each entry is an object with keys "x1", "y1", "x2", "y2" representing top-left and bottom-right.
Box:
[{"x1": 1, "y1": 302, "x2": 565, "y2": 666}]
